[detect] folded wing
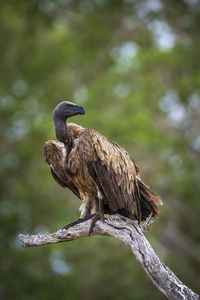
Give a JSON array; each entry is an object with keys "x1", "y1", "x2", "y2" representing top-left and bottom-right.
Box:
[{"x1": 70, "y1": 129, "x2": 162, "y2": 221}]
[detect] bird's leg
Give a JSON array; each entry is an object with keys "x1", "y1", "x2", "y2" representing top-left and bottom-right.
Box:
[
  {"x1": 62, "y1": 194, "x2": 104, "y2": 234},
  {"x1": 89, "y1": 196, "x2": 104, "y2": 236},
  {"x1": 79, "y1": 203, "x2": 87, "y2": 218},
  {"x1": 62, "y1": 214, "x2": 95, "y2": 231},
  {"x1": 79, "y1": 194, "x2": 91, "y2": 218},
  {"x1": 141, "y1": 212, "x2": 154, "y2": 234},
  {"x1": 62, "y1": 197, "x2": 93, "y2": 231},
  {"x1": 90, "y1": 198, "x2": 98, "y2": 214}
]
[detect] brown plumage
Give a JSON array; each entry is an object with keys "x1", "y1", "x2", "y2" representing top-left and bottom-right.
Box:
[{"x1": 44, "y1": 101, "x2": 162, "y2": 232}]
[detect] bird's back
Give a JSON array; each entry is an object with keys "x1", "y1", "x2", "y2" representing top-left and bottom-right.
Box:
[
  {"x1": 45, "y1": 124, "x2": 162, "y2": 222},
  {"x1": 67, "y1": 128, "x2": 162, "y2": 221}
]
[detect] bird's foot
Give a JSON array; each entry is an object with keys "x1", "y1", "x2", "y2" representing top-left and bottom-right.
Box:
[
  {"x1": 141, "y1": 212, "x2": 154, "y2": 234},
  {"x1": 62, "y1": 214, "x2": 95, "y2": 231},
  {"x1": 89, "y1": 212, "x2": 104, "y2": 236}
]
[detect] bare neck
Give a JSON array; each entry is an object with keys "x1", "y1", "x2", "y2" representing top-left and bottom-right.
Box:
[{"x1": 53, "y1": 115, "x2": 72, "y2": 146}]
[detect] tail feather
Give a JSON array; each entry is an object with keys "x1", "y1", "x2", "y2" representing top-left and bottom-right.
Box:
[{"x1": 138, "y1": 180, "x2": 163, "y2": 221}]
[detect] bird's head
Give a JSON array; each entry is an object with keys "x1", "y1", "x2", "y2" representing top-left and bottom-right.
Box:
[
  {"x1": 53, "y1": 101, "x2": 85, "y2": 121},
  {"x1": 53, "y1": 101, "x2": 85, "y2": 144}
]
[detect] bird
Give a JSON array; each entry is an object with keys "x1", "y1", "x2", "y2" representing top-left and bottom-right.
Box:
[{"x1": 44, "y1": 101, "x2": 163, "y2": 234}]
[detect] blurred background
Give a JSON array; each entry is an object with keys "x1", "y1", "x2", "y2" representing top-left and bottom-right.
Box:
[{"x1": 0, "y1": 0, "x2": 200, "y2": 299}]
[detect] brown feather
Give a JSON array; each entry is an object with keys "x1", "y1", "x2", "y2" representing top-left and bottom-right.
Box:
[{"x1": 45, "y1": 121, "x2": 162, "y2": 222}]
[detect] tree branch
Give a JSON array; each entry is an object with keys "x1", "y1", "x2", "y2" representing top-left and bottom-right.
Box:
[{"x1": 18, "y1": 215, "x2": 199, "y2": 300}]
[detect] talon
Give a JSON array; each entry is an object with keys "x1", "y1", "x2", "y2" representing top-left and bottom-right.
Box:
[
  {"x1": 89, "y1": 212, "x2": 104, "y2": 236},
  {"x1": 62, "y1": 219, "x2": 81, "y2": 231},
  {"x1": 62, "y1": 214, "x2": 95, "y2": 231}
]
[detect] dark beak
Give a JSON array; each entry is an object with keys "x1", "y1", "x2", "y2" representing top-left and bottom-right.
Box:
[
  {"x1": 77, "y1": 106, "x2": 85, "y2": 115},
  {"x1": 71, "y1": 105, "x2": 85, "y2": 116}
]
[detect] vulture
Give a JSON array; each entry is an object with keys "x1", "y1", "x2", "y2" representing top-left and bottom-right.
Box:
[{"x1": 44, "y1": 101, "x2": 162, "y2": 234}]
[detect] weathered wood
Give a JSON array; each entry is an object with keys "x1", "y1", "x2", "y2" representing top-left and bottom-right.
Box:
[{"x1": 18, "y1": 215, "x2": 199, "y2": 300}]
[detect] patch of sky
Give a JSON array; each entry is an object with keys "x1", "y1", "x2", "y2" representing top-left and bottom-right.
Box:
[
  {"x1": 192, "y1": 136, "x2": 200, "y2": 152},
  {"x1": 159, "y1": 90, "x2": 186, "y2": 125},
  {"x1": 110, "y1": 41, "x2": 139, "y2": 73},
  {"x1": 5, "y1": 118, "x2": 29, "y2": 143},
  {"x1": 14, "y1": 119, "x2": 28, "y2": 141},
  {"x1": 50, "y1": 251, "x2": 73, "y2": 276},
  {"x1": 113, "y1": 83, "x2": 131, "y2": 99},
  {"x1": 136, "y1": 0, "x2": 162, "y2": 18},
  {"x1": 184, "y1": 0, "x2": 199, "y2": 5},
  {"x1": 189, "y1": 93, "x2": 200, "y2": 109},
  {"x1": 148, "y1": 20, "x2": 176, "y2": 50}
]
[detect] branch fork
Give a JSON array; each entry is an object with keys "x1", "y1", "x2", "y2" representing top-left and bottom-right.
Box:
[{"x1": 18, "y1": 215, "x2": 199, "y2": 300}]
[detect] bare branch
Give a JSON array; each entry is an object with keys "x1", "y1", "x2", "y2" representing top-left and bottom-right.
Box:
[{"x1": 18, "y1": 215, "x2": 199, "y2": 300}]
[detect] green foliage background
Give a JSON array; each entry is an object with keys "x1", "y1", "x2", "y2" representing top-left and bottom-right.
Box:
[{"x1": 0, "y1": 0, "x2": 200, "y2": 299}]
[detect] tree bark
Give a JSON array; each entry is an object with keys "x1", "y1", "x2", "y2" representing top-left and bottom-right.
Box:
[{"x1": 18, "y1": 215, "x2": 199, "y2": 300}]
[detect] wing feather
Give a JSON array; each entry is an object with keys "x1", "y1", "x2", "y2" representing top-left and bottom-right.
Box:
[
  {"x1": 67, "y1": 128, "x2": 162, "y2": 221},
  {"x1": 69, "y1": 129, "x2": 142, "y2": 220}
]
